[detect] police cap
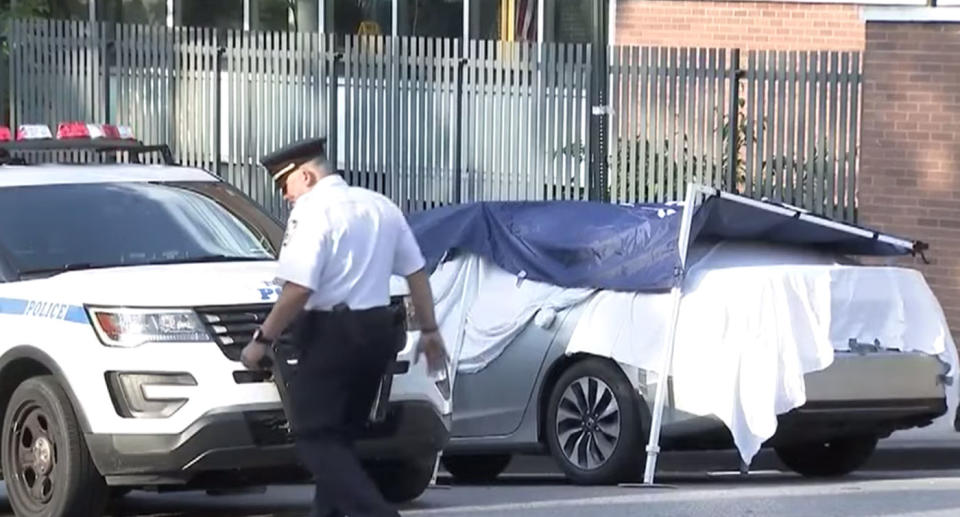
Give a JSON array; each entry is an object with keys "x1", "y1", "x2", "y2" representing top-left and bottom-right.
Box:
[{"x1": 260, "y1": 137, "x2": 327, "y2": 185}]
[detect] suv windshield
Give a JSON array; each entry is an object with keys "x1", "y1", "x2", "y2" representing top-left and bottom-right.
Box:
[{"x1": 0, "y1": 181, "x2": 284, "y2": 280}]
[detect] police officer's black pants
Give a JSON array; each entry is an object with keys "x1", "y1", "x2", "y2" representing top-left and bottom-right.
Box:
[{"x1": 287, "y1": 307, "x2": 402, "y2": 517}]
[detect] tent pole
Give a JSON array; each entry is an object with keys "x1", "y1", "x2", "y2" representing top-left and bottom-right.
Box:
[
  {"x1": 641, "y1": 284, "x2": 683, "y2": 484},
  {"x1": 640, "y1": 183, "x2": 703, "y2": 486}
]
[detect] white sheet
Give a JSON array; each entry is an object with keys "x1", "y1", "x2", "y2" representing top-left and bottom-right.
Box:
[
  {"x1": 566, "y1": 240, "x2": 959, "y2": 464},
  {"x1": 427, "y1": 242, "x2": 957, "y2": 465},
  {"x1": 428, "y1": 254, "x2": 595, "y2": 375}
]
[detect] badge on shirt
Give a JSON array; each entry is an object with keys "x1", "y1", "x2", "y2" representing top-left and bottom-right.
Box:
[{"x1": 282, "y1": 218, "x2": 298, "y2": 249}]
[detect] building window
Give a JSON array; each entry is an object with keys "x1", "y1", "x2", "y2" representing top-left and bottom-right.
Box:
[
  {"x1": 42, "y1": 0, "x2": 91, "y2": 20},
  {"x1": 469, "y1": 0, "x2": 499, "y2": 40},
  {"x1": 544, "y1": 0, "x2": 591, "y2": 43},
  {"x1": 397, "y1": 0, "x2": 461, "y2": 38},
  {"x1": 258, "y1": 0, "x2": 294, "y2": 31},
  {"x1": 177, "y1": 0, "x2": 244, "y2": 29},
  {"x1": 96, "y1": 0, "x2": 167, "y2": 25},
  {"x1": 327, "y1": 0, "x2": 392, "y2": 36}
]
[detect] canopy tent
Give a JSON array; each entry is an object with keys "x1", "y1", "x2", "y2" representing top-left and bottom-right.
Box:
[
  {"x1": 409, "y1": 186, "x2": 923, "y2": 293},
  {"x1": 406, "y1": 183, "x2": 928, "y2": 484}
]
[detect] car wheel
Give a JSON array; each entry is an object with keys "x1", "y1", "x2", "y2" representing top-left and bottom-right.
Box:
[
  {"x1": 2, "y1": 375, "x2": 108, "y2": 517},
  {"x1": 441, "y1": 454, "x2": 511, "y2": 483},
  {"x1": 775, "y1": 435, "x2": 879, "y2": 478},
  {"x1": 367, "y1": 453, "x2": 437, "y2": 503},
  {"x1": 545, "y1": 358, "x2": 646, "y2": 485}
]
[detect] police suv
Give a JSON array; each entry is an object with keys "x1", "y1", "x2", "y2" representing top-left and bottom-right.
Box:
[{"x1": 0, "y1": 124, "x2": 451, "y2": 516}]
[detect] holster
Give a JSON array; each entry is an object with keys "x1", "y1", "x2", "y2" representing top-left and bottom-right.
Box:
[{"x1": 262, "y1": 303, "x2": 405, "y2": 437}]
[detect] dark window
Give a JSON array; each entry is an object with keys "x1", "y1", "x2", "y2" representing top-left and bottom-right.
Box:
[
  {"x1": 96, "y1": 0, "x2": 167, "y2": 25},
  {"x1": 0, "y1": 181, "x2": 284, "y2": 280},
  {"x1": 178, "y1": 0, "x2": 244, "y2": 29},
  {"x1": 47, "y1": 0, "x2": 90, "y2": 20},
  {"x1": 398, "y1": 0, "x2": 461, "y2": 38},
  {"x1": 469, "y1": 0, "x2": 500, "y2": 40},
  {"x1": 258, "y1": 0, "x2": 294, "y2": 31},
  {"x1": 548, "y1": 0, "x2": 591, "y2": 43},
  {"x1": 329, "y1": 0, "x2": 392, "y2": 36}
]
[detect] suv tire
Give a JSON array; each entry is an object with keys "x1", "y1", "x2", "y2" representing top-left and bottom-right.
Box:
[
  {"x1": 367, "y1": 452, "x2": 438, "y2": 503},
  {"x1": 442, "y1": 454, "x2": 512, "y2": 483},
  {"x1": 2, "y1": 375, "x2": 108, "y2": 517}
]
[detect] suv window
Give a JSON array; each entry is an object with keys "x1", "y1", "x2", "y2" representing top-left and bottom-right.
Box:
[{"x1": 0, "y1": 181, "x2": 285, "y2": 280}]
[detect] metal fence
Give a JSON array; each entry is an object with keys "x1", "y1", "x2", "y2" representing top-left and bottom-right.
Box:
[
  {"x1": 5, "y1": 19, "x2": 861, "y2": 222},
  {"x1": 608, "y1": 47, "x2": 862, "y2": 221}
]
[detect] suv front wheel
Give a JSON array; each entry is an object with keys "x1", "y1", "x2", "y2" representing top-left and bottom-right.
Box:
[
  {"x1": 2, "y1": 375, "x2": 108, "y2": 517},
  {"x1": 366, "y1": 452, "x2": 438, "y2": 503}
]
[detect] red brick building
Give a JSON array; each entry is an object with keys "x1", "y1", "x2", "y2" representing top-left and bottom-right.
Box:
[{"x1": 614, "y1": 0, "x2": 865, "y2": 51}]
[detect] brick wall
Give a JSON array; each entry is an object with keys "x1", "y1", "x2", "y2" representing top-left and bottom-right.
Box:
[
  {"x1": 859, "y1": 22, "x2": 960, "y2": 339},
  {"x1": 616, "y1": 0, "x2": 865, "y2": 51}
]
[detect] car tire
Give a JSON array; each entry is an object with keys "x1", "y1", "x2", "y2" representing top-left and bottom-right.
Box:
[
  {"x1": 775, "y1": 435, "x2": 879, "y2": 478},
  {"x1": 441, "y1": 454, "x2": 512, "y2": 483},
  {"x1": 2, "y1": 375, "x2": 108, "y2": 517},
  {"x1": 367, "y1": 453, "x2": 438, "y2": 504},
  {"x1": 545, "y1": 358, "x2": 647, "y2": 485}
]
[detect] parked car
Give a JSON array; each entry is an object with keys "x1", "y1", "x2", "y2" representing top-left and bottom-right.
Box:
[
  {"x1": 0, "y1": 128, "x2": 451, "y2": 516},
  {"x1": 419, "y1": 199, "x2": 956, "y2": 486}
]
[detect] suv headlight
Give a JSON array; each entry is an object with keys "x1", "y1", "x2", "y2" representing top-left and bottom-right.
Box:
[{"x1": 87, "y1": 307, "x2": 211, "y2": 347}]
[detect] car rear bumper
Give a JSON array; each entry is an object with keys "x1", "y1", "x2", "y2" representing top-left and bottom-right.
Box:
[
  {"x1": 802, "y1": 350, "x2": 949, "y2": 403},
  {"x1": 661, "y1": 351, "x2": 951, "y2": 450},
  {"x1": 86, "y1": 400, "x2": 450, "y2": 487},
  {"x1": 771, "y1": 350, "x2": 949, "y2": 445}
]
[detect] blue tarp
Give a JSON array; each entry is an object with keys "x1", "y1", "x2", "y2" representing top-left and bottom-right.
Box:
[{"x1": 407, "y1": 195, "x2": 920, "y2": 293}]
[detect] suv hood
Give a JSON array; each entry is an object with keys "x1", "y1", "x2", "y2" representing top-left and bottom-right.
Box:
[
  {"x1": 4, "y1": 261, "x2": 412, "y2": 308},
  {"x1": 7, "y1": 262, "x2": 285, "y2": 307}
]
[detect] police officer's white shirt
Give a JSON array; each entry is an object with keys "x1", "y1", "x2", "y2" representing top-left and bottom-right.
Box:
[{"x1": 275, "y1": 174, "x2": 425, "y2": 311}]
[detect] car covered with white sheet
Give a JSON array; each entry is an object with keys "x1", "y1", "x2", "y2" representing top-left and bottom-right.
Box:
[
  {"x1": 409, "y1": 189, "x2": 959, "y2": 485},
  {"x1": 0, "y1": 128, "x2": 451, "y2": 516}
]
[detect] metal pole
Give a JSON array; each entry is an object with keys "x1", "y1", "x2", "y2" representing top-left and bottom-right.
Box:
[
  {"x1": 166, "y1": 0, "x2": 175, "y2": 28},
  {"x1": 214, "y1": 30, "x2": 224, "y2": 176},
  {"x1": 588, "y1": 0, "x2": 609, "y2": 201},
  {"x1": 726, "y1": 49, "x2": 741, "y2": 193},
  {"x1": 463, "y1": 0, "x2": 470, "y2": 42},
  {"x1": 318, "y1": 0, "x2": 325, "y2": 33},
  {"x1": 641, "y1": 183, "x2": 701, "y2": 485},
  {"x1": 455, "y1": 58, "x2": 466, "y2": 203},
  {"x1": 392, "y1": 0, "x2": 398, "y2": 36}
]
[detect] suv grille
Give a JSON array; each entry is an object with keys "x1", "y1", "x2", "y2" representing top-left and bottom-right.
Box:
[
  {"x1": 194, "y1": 298, "x2": 407, "y2": 361},
  {"x1": 194, "y1": 304, "x2": 272, "y2": 361}
]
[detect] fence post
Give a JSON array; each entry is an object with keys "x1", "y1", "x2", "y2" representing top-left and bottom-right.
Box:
[
  {"x1": 214, "y1": 29, "x2": 224, "y2": 176},
  {"x1": 588, "y1": 0, "x2": 610, "y2": 202},
  {"x1": 328, "y1": 45, "x2": 342, "y2": 173},
  {"x1": 454, "y1": 55, "x2": 466, "y2": 204},
  {"x1": 725, "y1": 48, "x2": 741, "y2": 194}
]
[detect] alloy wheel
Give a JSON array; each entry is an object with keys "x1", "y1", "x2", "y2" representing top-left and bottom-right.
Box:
[{"x1": 555, "y1": 376, "x2": 621, "y2": 470}]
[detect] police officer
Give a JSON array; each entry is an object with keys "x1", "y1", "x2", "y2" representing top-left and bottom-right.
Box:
[{"x1": 239, "y1": 138, "x2": 447, "y2": 517}]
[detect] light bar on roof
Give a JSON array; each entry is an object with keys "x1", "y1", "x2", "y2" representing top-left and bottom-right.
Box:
[
  {"x1": 116, "y1": 125, "x2": 135, "y2": 140},
  {"x1": 55, "y1": 121, "x2": 136, "y2": 141},
  {"x1": 16, "y1": 125, "x2": 53, "y2": 141}
]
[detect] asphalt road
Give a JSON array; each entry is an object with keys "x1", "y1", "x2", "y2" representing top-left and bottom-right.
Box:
[{"x1": 3, "y1": 468, "x2": 960, "y2": 517}]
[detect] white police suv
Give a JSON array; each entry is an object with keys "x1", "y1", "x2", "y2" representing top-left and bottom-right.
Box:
[{"x1": 0, "y1": 124, "x2": 451, "y2": 516}]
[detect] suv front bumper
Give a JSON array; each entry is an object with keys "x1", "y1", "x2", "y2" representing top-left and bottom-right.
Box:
[{"x1": 85, "y1": 400, "x2": 449, "y2": 487}]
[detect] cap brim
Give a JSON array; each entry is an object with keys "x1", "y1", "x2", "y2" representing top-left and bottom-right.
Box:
[{"x1": 271, "y1": 162, "x2": 298, "y2": 185}]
